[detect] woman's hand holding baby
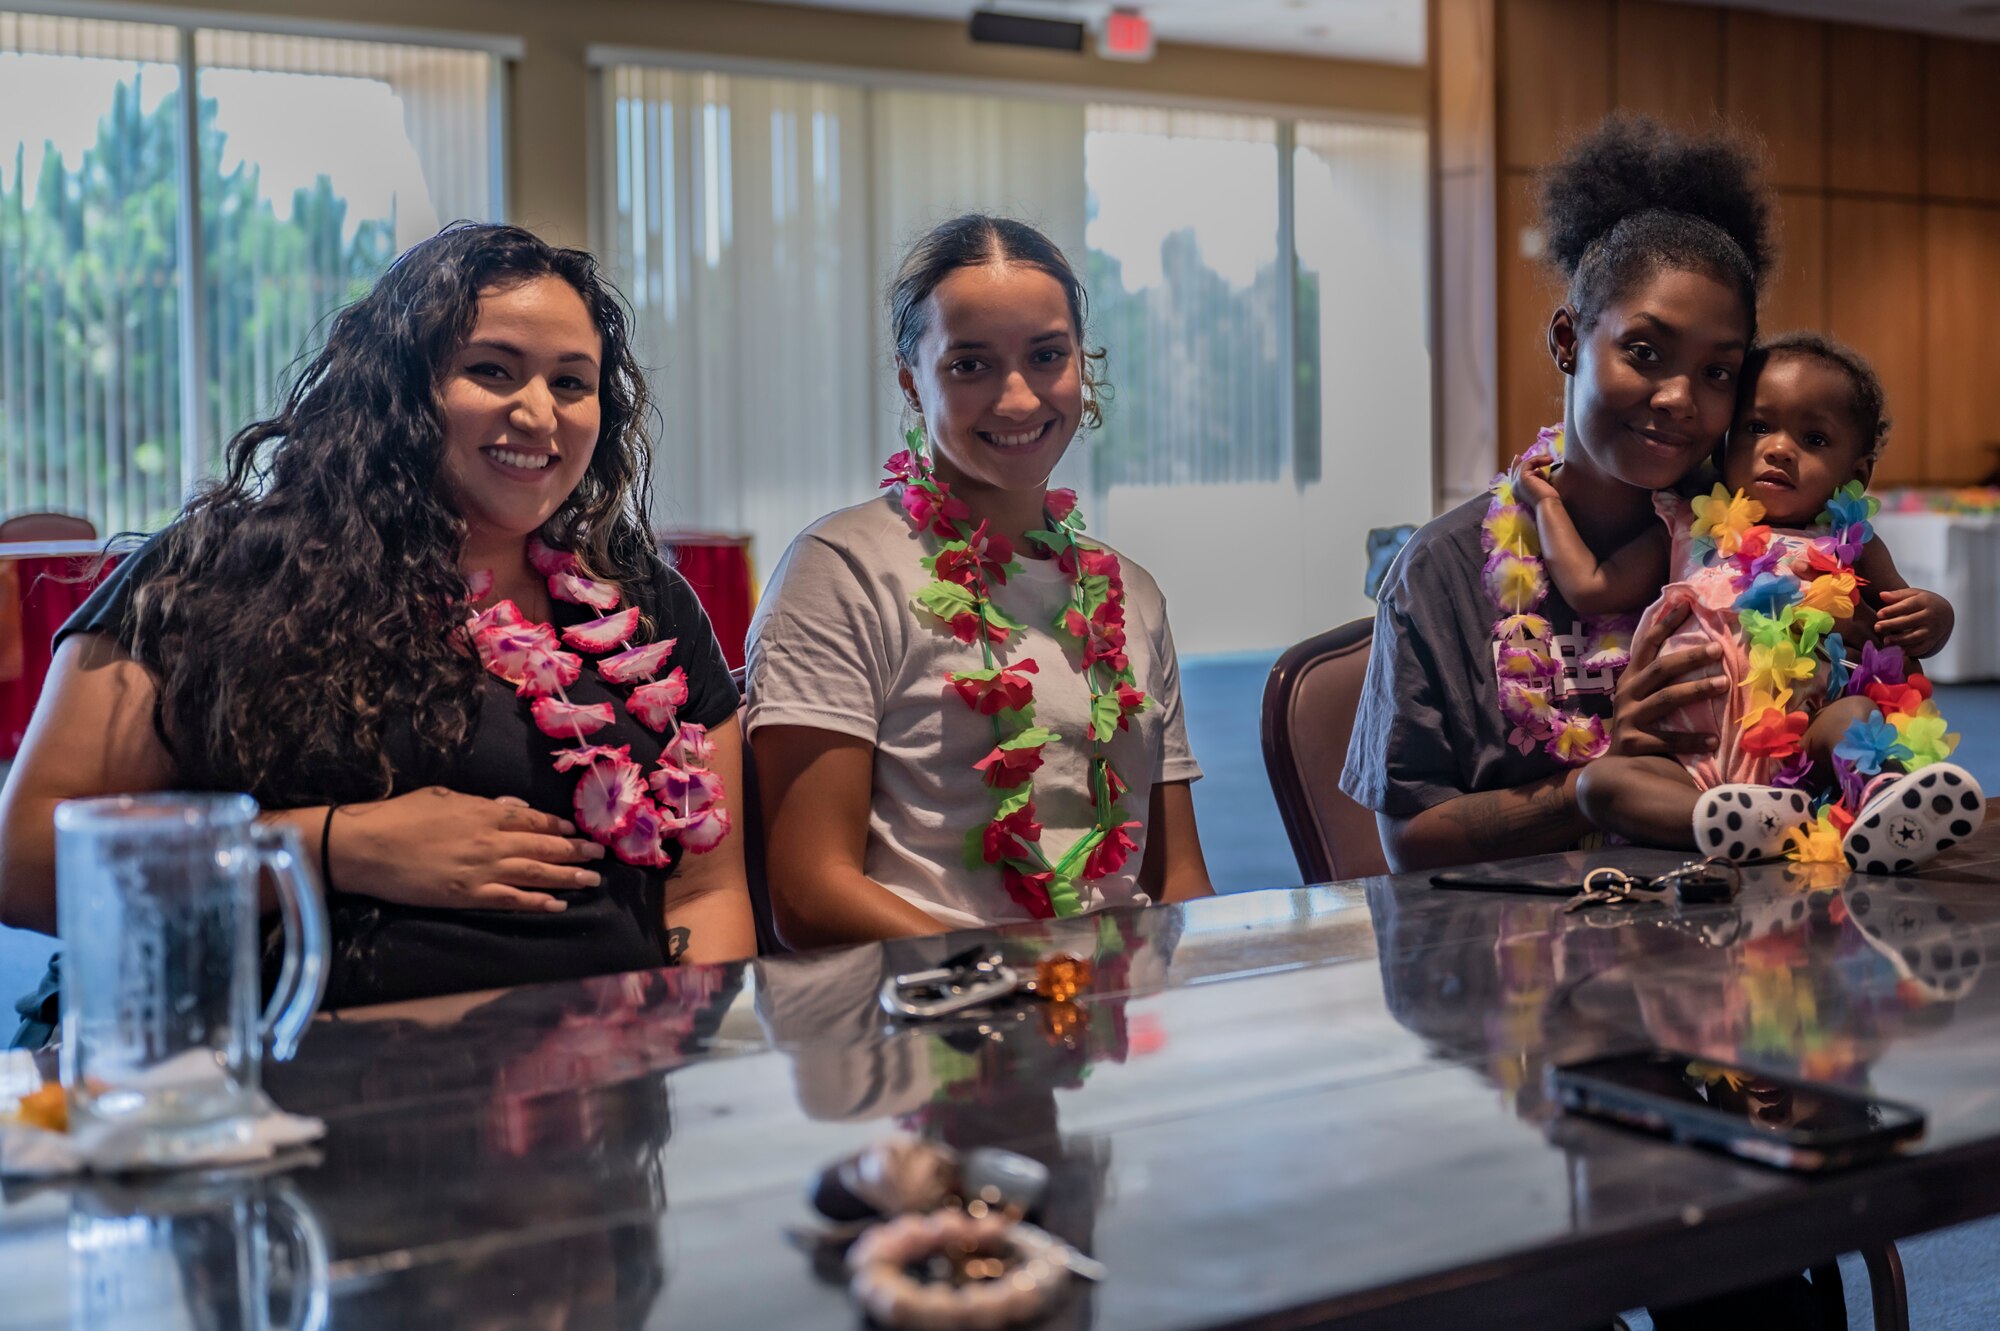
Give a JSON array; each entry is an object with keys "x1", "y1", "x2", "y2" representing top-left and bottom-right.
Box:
[{"x1": 1605, "y1": 601, "x2": 1727, "y2": 759}]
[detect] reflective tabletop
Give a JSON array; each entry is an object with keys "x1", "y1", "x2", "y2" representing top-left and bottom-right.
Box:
[{"x1": 4, "y1": 806, "x2": 1998, "y2": 1330}]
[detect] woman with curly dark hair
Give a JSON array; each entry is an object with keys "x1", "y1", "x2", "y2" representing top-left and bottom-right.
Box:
[{"x1": 0, "y1": 223, "x2": 753, "y2": 1016}]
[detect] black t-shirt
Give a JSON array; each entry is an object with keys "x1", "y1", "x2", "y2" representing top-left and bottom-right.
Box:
[
  {"x1": 1338, "y1": 494, "x2": 1623, "y2": 819},
  {"x1": 56, "y1": 533, "x2": 740, "y2": 1009}
]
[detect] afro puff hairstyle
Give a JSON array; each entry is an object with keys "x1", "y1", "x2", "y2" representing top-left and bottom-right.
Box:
[{"x1": 1539, "y1": 114, "x2": 1773, "y2": 337}]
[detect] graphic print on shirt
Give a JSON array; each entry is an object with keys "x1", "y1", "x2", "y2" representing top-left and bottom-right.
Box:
[{"x1": 1491, "y1": 621, "x2": 1620, "y2": 698}]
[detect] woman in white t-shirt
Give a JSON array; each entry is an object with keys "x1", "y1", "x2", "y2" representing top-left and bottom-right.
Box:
[{"x1": 746, "y1": 214, "x2": 1213, "y2": 946}]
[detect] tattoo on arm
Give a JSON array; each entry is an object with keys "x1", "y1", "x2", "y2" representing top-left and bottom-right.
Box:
[
  {"x1": 665, "y1": 927, "x2": 691, "y2": 964},
  {"x1": 1438, "y1": 779, "x2": 1575, "y2": 856}
]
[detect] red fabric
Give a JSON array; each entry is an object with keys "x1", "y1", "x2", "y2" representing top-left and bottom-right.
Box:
[
  {"x1": 662, "y1": 535, "x2": 754, "y2": 673},
  {"x1": 0, "y1": 554, "x2": 117, "y2": 760}
]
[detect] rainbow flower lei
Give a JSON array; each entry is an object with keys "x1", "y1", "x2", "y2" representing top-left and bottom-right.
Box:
[
  {"x1": 1483, "y1": 426, "x2": 1634, "y2": 764},
  {"x1": 462, "y1": 535, "x2": 730, "y2": 868},
  {"x1": 1687, "y1": 478, "x2": 1961, "y2": 863},
  {"x1": 884, "y1": 429, "x2": 1149, "y2": 920}
]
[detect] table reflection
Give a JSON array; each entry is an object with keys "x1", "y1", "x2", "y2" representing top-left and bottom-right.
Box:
[
  {"x1": 753, "y1": 913, "x2": 1182, "y2": 1328},
  {"x1": 67, "y1": 1170, "x2": 326, "y2": 1331},
  {"x1": 1369, "y1": 866, "x2": 1989, "y2": 1124},
  {"x1": 286, "y1": 969, "x2": 742, "y2": 1329}
]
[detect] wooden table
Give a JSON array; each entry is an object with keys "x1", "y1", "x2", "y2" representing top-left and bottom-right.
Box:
[{"x1": 1, "y1": 810, "x2": 1997, "y2": 1329}]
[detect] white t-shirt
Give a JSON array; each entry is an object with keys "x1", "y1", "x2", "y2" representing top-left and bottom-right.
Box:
[{"x1": 745, "y1": 493, "x2": 1202, "y2": 930}]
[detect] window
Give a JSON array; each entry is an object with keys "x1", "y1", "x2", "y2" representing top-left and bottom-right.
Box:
[
  {"x1": 1084, "y1": 107, "x2": 1285, "y2": 490},
  {"x1": 0, "y1": 12, "x2": 503, "y2": 533},
  {"x1": 596, "y1": 55, "x2": 1429, "y2": 651},
  {"x1": 603, "y1": 66, "x2": 876, "y2": 552},
  {"x1": 0, "y1": 14, "x2": 183, "y2": 533},
  {"x1": 600, "y1": 63, "x2": 1089, "y2": 561}
]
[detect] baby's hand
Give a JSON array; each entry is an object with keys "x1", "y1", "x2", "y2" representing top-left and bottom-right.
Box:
[
  {"x1": 1874, "y1": 587, "x2": 1954, "y2": 659},
  {"x1": 1515, "y1": 469, "x2": 1559, "y2": 512}
]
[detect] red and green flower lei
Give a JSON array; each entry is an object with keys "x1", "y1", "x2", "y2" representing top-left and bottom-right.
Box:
[{"x1": 884, "y1": 430, "x2": 1149, "y2": 919}]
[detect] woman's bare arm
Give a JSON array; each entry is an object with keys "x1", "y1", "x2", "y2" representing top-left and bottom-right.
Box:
[
  {"x1": 661, "y1": 715, "x2": 756, "y2": 964},
  {"x1": 1, "y1": 637, "x2": 616, "y2": 933},
  {"x1": 0, "y1": 634, "x2": 176, "y2": 933},
  {"x1": 1378, "y1": 772, "x2": 1587, "y2": 873},
  {"x1": 1136, "y1": 780, "x2": 1213, "y2": 901},
  {"x1": 753, "y1": 724, "x2": 944, "y2": 948}
]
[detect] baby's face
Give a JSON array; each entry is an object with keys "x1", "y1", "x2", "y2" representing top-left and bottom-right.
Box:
[{"x1": 1722, "y1": 355, "x2": 1871, "y2": 526}]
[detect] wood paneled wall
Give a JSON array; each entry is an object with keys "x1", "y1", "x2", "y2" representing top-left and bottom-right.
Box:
[{"x1": 1437, "y1": 0, "x2": 2000, "y2": 491}]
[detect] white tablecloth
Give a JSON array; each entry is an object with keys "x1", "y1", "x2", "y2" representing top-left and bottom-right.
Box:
[{"x1": 1872, "y1": 511, "x2": 2000, "y2": 683}]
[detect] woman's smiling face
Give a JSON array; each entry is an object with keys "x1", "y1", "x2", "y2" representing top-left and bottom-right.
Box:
[
  {"x1": 897, "y1": 262, "x2": 1083, "y2": 501},
  {"x1": 437, "y1": 275, "x2": 603, "y2": 544},
  {"x1": 1556, "y1": 266, "x2": 1750, "y2": 492}
]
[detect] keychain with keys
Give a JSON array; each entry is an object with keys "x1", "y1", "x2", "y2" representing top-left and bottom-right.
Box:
[{"x1": 1563, "y1": 857, "x2": 1741, "y2": 914}]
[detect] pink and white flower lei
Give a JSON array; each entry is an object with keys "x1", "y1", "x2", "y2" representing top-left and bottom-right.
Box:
[
  {"x1": 885, "y1": 430, "x2": 1147, "y2": 920},
  {"x1": 1482, "y1": 426, "x2": 1629, "y2": 765},
  {"x1": 465, "y1": 534, "x2": 730, "y2": 867}
]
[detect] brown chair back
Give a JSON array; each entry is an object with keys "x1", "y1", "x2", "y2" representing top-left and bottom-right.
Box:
[
  {"x1": 1260, "y1": 617, "x2": 1389, "y2": 884},
  {"x1": 0, "y1": 512, "x2": 95, "y2": 543},
  {"x1": 728, "y1": 666, "x2": 787, "y2": 955}
]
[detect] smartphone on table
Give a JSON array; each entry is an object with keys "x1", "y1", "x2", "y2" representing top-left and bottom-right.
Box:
[{"x1": 1549, "y1": 1048, "x2": 1926, "y2": 1172}]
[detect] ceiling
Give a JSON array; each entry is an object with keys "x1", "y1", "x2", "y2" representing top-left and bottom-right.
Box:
[{"x1": 743, "y1": 0, "x2": 1998, "y2": 70}]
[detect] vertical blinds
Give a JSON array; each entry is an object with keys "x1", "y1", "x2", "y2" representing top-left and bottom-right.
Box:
[
  {"x1": 601, "y1": 66, "x2": 1087, "y2": 565},
  {"x1": 0, "y1": 14, "x2": 182, "y2": 532},
  {"x1": 0, "y1": 13, "x2": 499, "y2": 533}
]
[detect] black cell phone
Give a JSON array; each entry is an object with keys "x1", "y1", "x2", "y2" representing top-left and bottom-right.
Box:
[
  {"x1": 1429, "y1": 866, "x2": 1579, "y2": 896},
  {"x1": 1549, "y1": 1048, "x2": 1926, "y2": 1172}
]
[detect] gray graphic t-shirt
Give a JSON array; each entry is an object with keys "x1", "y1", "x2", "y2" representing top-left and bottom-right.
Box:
[{"x1": 1340, "y1": 494, "x2": 1625, "y2": 819}]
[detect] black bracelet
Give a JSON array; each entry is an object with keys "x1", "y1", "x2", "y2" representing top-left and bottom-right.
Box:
[{"x1": 320, "y1": 804, "x2": 339, "y2": 895}]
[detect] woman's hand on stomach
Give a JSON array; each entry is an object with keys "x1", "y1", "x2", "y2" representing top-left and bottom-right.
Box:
[{"x1": 329, "y1": 788, "x2": 605, "y2": 912}]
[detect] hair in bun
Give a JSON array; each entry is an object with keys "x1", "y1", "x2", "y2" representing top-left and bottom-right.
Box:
[{"x1": 1539, "y1": 114, "x2": 1772, "y2": 334}]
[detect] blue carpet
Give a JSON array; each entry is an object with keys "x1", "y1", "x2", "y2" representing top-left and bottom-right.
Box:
[{"x1": 1180, "y1": 650, "x2": 1302, "y2": 893}]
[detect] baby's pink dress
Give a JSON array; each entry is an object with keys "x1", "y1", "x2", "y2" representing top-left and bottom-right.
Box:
[{"x1": 1632, "y1": 491, "x2": 1825, "y2": 791}]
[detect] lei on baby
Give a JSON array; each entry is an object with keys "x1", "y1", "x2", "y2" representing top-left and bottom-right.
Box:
[
  {"x1": 461, "y1": 535, "x2": 730, "y2": 868},
  {"x1": 884, "y1": 429, "x2": 1148, "y2": 920},
  {"x1": 1688, "y1": 478, "x2": 1960, "y2": 862},
  {"x1": 1481, "y1": 426, "x2": 1636, "y2": 765}
]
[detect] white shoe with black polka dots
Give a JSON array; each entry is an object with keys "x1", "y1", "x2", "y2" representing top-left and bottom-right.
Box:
[
  {"x1": 1842, "y1": 879, "x2": 1984, "y2": 1001},
  {"x1": 1842, "y1": 764, "x2": 1986, "y2": 876},
  {"x1": 1692, "y1": 784, "x2": 1813, "y2": 863}
]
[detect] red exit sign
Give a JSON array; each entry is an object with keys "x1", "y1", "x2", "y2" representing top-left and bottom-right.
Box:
[{"x1": 1100, "y1": 7, "x2": 1154, "y2": 61}]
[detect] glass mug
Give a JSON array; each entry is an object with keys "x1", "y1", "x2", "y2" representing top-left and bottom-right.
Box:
[
  {"x1": 56, "y1": 794, "x2": 328, "y2": 1150},
  {"x1": 69, "y1": 1171, "x2": 329, "y2": 1331}
]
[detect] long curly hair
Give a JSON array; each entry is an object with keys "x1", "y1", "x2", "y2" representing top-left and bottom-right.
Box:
[{"x1": 127, "y1": 223, "x2": 662, "y2": 806}]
